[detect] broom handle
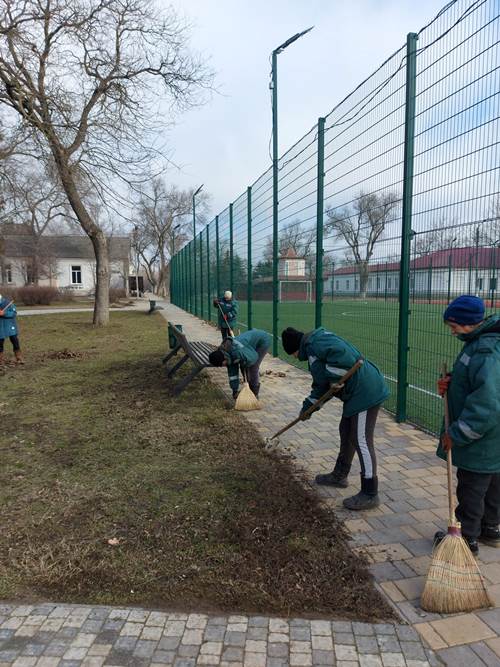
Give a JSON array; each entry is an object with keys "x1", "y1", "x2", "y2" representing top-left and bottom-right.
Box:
[
  {"x1": 217, "y1": 302, "x2": 234, "y2": 337},
  {"x1": 441, "y1": 363, "x2": 454, "y2": 526},
  {"x1": 271, "y1": 359, "x2": 364, "y2": 440}
]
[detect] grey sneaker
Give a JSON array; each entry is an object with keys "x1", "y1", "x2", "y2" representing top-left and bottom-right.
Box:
[
  {"x1": 315, "y1": 471, "x2": 349, "y2": 488},
  {"x1": 343, "y1": 491, "x2": 380, "y2": 511}
]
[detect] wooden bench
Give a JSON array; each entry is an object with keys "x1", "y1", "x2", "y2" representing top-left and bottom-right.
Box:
[{"x1": 162, "y1": 323, "x2": 218, "y2": 395}]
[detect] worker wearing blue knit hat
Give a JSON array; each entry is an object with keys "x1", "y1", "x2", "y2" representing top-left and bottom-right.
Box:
[{"x1": 434, "y1": 295, "x2": 500, "y2": 554}]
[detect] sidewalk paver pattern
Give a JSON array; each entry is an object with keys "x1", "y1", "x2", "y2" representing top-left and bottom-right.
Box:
[{"x1": 2, "y1": 302, "x2": 499, "y2": 666}]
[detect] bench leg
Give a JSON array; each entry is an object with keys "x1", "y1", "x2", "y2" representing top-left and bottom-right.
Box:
[
  {"x1": 167, "y1": 354, "x2": 190, "y2": 378},
  {"x1": 172, "y1": 366, "x2": 203, "y2": 395},
  {"x1": 162, "y1": 344, "x2": 181, "y2": 364}
]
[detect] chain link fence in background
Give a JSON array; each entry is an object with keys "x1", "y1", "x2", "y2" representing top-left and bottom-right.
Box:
[{"x1": 171, "y1": 0, "x2": 500, "y2": 435}]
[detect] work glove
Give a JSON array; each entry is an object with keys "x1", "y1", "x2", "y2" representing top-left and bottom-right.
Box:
[
  {"x1": 213, "y1": 298, "x2": 219, "y2": 307},
  {"x1": 437, "y1": 374, "x2": 452, "y2": 396},
  {"x1": 299, "y1": 410, "x2": 312, "y2": 421},
  {"x1": 441, "y1": 431, "x2": 453, "y2": 452}
]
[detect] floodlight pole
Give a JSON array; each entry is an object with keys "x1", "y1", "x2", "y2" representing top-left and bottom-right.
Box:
[{"x1": 271, "y1": 26, "x2": 313, "y2": 356}]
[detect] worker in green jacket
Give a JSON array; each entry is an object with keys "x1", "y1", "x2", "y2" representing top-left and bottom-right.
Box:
[
  {"x1": 209, "y1": 328, "x2": 271, "y2": 398},
  {"x1": 213, "y1": 290, "x2": 238, "y2": 340},
  {"x1": 281, "y1": 326, "x2": 389, "y2": 511},
  {"x1": 434, "y1": 295, "x2": 500, "y2": 554}
]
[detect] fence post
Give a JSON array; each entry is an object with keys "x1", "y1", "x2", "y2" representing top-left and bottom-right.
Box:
[
  {"x1": 206, "y1": 226, "x2": 211, "y2": 319},
  {"x1": 215, "y1": 214, "x2": 220, "y2": 298},
  {"x1": 447, "y1": 253, "x2": 452, "y2": 303},
  {"x1": 315, "y1": 117, "x2": 325, "y2": 328},
  {"x1": 199, "y1": 233, "x2": 204, "y2": 320},
  {"x1": 183, "y1": 247, "x2": 187, "y2": 310},
  {"x1": 229, "y1": 202, "x2": 234, "y2": 293},
  {"x1": 247, "y1": 186, "x2": 253, "y2": 330},
  {"x1": 427, "y1": 258, "x2": 432, "y2": 304},
  {"x1": 186, "y1": 242, "x2": 191, "y2": 312},
  {"x1": 396, "y1": 32, "x2": 418, "y2": 423}
]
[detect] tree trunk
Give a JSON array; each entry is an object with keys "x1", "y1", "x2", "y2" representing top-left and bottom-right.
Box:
[
  {"x1": 358, "y1": 262, "x2": 369, "y2": 299},
  {"x1": 52, "y1": 148, "x2": 109, "y2": 326},
  {"x1": 92, "y1": 232, "x2": 110, "y2": 325}
]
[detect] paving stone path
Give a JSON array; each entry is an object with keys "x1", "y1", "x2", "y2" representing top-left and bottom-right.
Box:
[{"x1": 2, "y1": 302, "x2": 499, "y2": 667}]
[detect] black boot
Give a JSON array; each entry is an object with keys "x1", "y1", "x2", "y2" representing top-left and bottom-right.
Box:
[
  {"x1": 251, "y1": 383, "x2": 261, "y2": 398},
  {"x1": 315, "y1": 460, "x2": 351, "y2": 488},
  {"x1": 343, "y1": 475, "x2": 380, "y2": 510},
  {"x1": 434, "y1": 530, "x2": 479, "y2": 554},
  {"x1": 479, "y1": 525, "x2": 500, "y2": 548}
]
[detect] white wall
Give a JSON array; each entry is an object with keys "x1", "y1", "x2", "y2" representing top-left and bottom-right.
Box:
[{"x1": 3, "y1": 257, "x2": 126, "y2": 294}]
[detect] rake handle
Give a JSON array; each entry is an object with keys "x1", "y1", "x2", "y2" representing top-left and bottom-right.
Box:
[
  {"x1": 441, "y1": 363, "x2": 455, "y2": 526},
  {"x1": 270, "y1": 359, "x2": 364, "y2": 440}
]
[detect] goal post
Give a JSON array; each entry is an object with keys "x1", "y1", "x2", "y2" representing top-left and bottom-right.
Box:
[{"x1": 278, "y1": 280, "x2": 313, "y2": 303}]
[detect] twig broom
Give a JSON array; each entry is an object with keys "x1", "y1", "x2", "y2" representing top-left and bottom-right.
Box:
[
  {"x1": 235, "y1": 366, "x2": 261, "y2": 411},
  {"x1": 420, "y1": 364, "x2": 492, "y2": 613}
]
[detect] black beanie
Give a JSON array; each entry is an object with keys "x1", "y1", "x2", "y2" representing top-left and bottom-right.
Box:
[
  {"x1": 209, "y1": 349, "x2": 225, "y2": 366},
  {"x1": 281, "y1": 327, "x2": 304, "y2": 355}
]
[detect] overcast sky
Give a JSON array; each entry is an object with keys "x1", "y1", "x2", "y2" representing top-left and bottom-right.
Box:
[{"x1": 165, "y1": 0, "x2": 448, "y2": 217}]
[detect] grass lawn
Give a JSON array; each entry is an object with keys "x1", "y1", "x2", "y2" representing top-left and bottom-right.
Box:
[
  {"x1": 197, "y1": 298, "x2": 464, "y2": 434},
  {"x1": 0, "y1": 311, "x2": 393, "y2": 620}
]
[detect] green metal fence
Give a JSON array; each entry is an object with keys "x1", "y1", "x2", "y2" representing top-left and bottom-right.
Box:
[{"x1": 171, "y1": 0, "x2": 500, "y2": 436}]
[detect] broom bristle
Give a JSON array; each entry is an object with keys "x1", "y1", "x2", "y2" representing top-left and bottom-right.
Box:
[
  {"x1": 421, "y1": 534, "x2": 492, "y2": 613},
  {"x1": 234, "y1": 384, "x2": 261, "y2": 411}
]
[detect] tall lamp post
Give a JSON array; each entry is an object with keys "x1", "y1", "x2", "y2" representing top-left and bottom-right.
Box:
[
  {"x1": 271, "y1": 26, "x2": 313, "y2": 355},
  {"x1": 192, "y1": 184, "x2": 204, "y2": 317}
]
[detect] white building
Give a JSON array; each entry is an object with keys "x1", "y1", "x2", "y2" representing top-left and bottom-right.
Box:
[
  {"x1": 324, "y1": 247, "x2": 500, "y2": 300},
  {"x1": 0, "y1": 229, "x2": 130, "y2": 295}
]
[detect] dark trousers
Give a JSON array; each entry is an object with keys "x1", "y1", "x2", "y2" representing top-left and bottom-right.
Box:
[
  {"x1": 336, "y1": 405, "x2": 380, "y2": 480},
  {"x1": 456, "y1": 468, "x2": 500, "y2": 539},
  {"x1": 221, "y1": 327, "x2": 231, "y2": 341},
  {"x1": 247, "y1": 345, "x2": 269, "y2": 395},
  {"x1": 0, "y1": 335, "x2": 20, "y2": 352}
]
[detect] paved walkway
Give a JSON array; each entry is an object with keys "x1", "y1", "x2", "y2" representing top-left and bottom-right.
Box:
[
  {"x1": 1, "y1": 302, "x2": 499, "y2": 667},
  {"x1": 158, "y1": 304, "x2": 500, "y2": 666}
]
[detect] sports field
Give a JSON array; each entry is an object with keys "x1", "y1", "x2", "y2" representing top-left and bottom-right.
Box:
[{"x1": 205, "y1": 298, "x2": 465, "y2": 435}]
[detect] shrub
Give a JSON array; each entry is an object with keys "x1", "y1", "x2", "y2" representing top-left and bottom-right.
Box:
[
  {"x1": 11, "y1": 286, "x2": 61, "y2": 306},
  {"x1": 109, "y1": 288, "x2": 127, "y2": 303}
]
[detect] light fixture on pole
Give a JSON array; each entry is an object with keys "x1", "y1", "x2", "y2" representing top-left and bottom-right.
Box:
[
  {"x1": 192, "y1": 184, "x2": 204, "y2": 317},
  {"x1": 270, "y1": 26, "x2": 313, "y2": 355}
]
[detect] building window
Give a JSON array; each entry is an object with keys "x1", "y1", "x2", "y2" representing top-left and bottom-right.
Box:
[
  {"x1": 6, "y1": 264, "x2": 12, "y2": 283},
  {"x1": 388, "y1": 278, "x2": 392, "y2": 288},
  {"x1": 346, "y1": 280, "x2": 350, "y2": 290},
  {"x1": 354, "y1": 279, "x2": 358, "y2": 290},
  {"x1": 376, "y1": 277, "x2": 381, "y2": 288},
  {"x1": 336, "y1": 280, "x2": 339, "y2": 290},
  {"x1": 476, "y1": 277, "x2": 483, "y2": 290},
  {"x1": 490, "y1": 277, "x2": 497, "y2": 291},
  {"x1": 71, "y1": 265, "x2": 82, "y2": 285}
]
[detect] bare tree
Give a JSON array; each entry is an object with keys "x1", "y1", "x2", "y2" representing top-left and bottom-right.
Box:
[
  {"x1": 134, "y1": 180, "x2": 205, "y2": 297},
  {"x1": 326, "y1": 191, "x2": 399, "y2": 298},
  {"x1": 413, "y1": 217, "x2": 459, "y2": 257},
  {"x1": 2, "y1": 163, "x2": 70, "y2": 282},
  {"x1": 0, "y1": 0, "x2": 211, "y2": 325}
]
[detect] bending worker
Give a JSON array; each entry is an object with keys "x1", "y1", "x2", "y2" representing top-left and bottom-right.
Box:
[
  {"x1": 209, "y1": 328, "x2": 270, "y2": 399},
  {"x1": 281, "y1": 326, "x2": 389, "y2": 510}
]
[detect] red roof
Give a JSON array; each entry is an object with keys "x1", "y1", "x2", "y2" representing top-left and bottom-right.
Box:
[{"x1": 329, "y1": 247, "x2": 500, "y2": 276}]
